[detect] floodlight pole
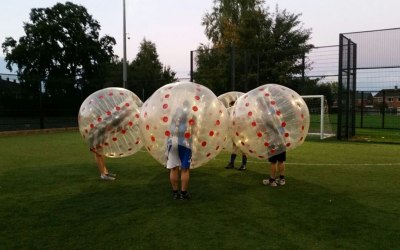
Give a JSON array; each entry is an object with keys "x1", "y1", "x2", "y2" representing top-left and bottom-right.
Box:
[{"x1": 122, "y1": 0, "x2": 127, "y2": 88}]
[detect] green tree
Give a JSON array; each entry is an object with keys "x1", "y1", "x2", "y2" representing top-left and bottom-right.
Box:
[
  {"x1": 195, "y1": 0, "x2": 313, "y2": 94},
  {"x1": 1, "y1": 2, "x2": 116, "y2": 110},
  {"x1": 129, "y1": 39, "x2": 176, "y2": 100}
]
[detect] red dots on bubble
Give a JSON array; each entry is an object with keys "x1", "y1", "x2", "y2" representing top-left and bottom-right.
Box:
[
  {"x1": 215, "y1": 120, "x2": 220, "y2": 126},
  {"x1": 192, "y1": 106, "x2": 198, "y2": 112},
  {"x1": 99, "y1": 95, "x2": 104, "y2": 99},
  {"x1": 245, "y1": 102, "x2": 250, "y2": 107},
  {"x1": 189, "y1": 119, "x2": 195, "y2": 125},
  {"x1": 258, "y1": 155, "x2": 265, "y2": 159},
  {"x1": 265, "y1": 93, "x2": 270, "y2": 97},
  {"x1": 195, "y1": 95, "x2": 200, "y2": 100},
  {"x1": 216, "y1": 146, "x2": 220, "y2": 150},
  {"x1": 135, "y1": 140, "x2": 140, "y2": 145},
  {"x1": 201, "y1": 141, "x2": 207, "y2": 147},
  {"x1": 276, "y1": 110, "x2": 281, "y2": 116},
  {"x1": 257, "y1": 132, "x2": 262, "y2": 137},
  {"x1": 116, "y1": 106, "x2": 121, "y2": 111},
  {"x1": 121, "y1": 129, "x2": 126, "y2": 134},
  {"x1": 97, "y1": 117, "x2": 102, "y2": 122},
  {"x1": 146, "y1": 124, "x2": 150, "y2": 130},
  {"x1": 286, "y1": 143, "x2": 291, "y2": 147},
  {"x1": 236, "y1": 132, "x2": 240, "y2": 136},
  {"x1": 135, "y1": 113, "x2": 140, "y2": 119},
  {"x1": 301, "y1": 114, "x2": 304, "y2": 119},
  {"x1": 271, "y1": 101, "x2": 276, "y2": 105},
  {"x1": 108, "y1": 92, "x2": 114, "y2": 96},
  {"x1": 164, "y1": 94, "x2": 170, "y2": 98},
  {"x1": 119, "y1": 92, "x2": 124, "y2": 95},
  {"x1": 128, "y1": 148, "x2": 132, "y2": 151},
  {"x1": 270, "y1": 149, "x2": 276, "y2": 154},
  {"x1": 185, "y1": 132, "x2": 191, "y2": 138},
  {"x1": 284, "y1": 132, "x2": 289, "y2": 137},
  {"x1": 151, "y1": 136, "x2": 155, "y2": 142},
  {"x1": 106, "y1": 111, "x2": 112, "y2": 116},
  {"x1": 281, "y1": 121, "x2": 287, "y2": 127},
  {"x1": 206, "y1": 153, "x2": 211, "y2": 157},
  {"x1": 264, "y1": 142, "x2": 269, "y2": 147},
  {"x1": 165, "y1": 130, "x2": 171, "y2": 136},
  {"x1": 125, "y1": 102, "x2": 130, "y2": 107},
  {"x1": 163, "y1": 103, "x2": 168, "y2": 109},
  {"x1": 104, "y1": 142, "x2": 109, "y2": 146},
  {"x1": 249, "y1": 149, "x2": 254, "y2": 153},
  {"x1": 251, "y1": 121, "x2": 257, "y2": 127},
  {"x1": 248, "y1": 111, "x2": 253, "y2": 117},
  {"x1": 300, "y1": 137, "x2": 304, "y2": 141},
  {"x1": 258, "y1": 88, "x2": 265, "y2": 91},
  {"x1": 209, "y1": 131, "x2": 214, "y2": 136},
  {"x1": 90, "y1": 124, "x2": 94, "y2": 128},
  {"x1": 301, "y1": 125, "x2": 305, "y2": 130},
  {"x1": 112, "y1": 137, "x2": 117, "y2": 141},
  {"x1": 84, "y1": 129, "x2": 88, "y2": 134},
  {"x1": 128, "y1": 121, "x2": 133, "y2": 126},
  {"x1": 241, "y1": 141, "x2": 245, "y2": 146},
  {"x1": 162, "y1": 116, "x2": 169, "y2": 123}
]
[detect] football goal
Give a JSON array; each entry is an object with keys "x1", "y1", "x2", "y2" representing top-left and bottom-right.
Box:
[{"x1": 301, "y1": 95, "x2": 335, "y2": 139}]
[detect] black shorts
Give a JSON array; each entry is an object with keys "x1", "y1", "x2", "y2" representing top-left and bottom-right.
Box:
[{"x1": 268, "y1": 151, "x2": 286, "y2": 163}]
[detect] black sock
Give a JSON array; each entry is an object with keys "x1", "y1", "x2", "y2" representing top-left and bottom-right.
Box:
[
  {"x1": 181, "y1": 191, "x2": 187, "y2": 195},
  {"x1": 269, "y1": 177, "x2": 275, "y2": 182},
  {"x1": 230, "y1": 154, "x2": 237, "y2": 163},
  {"x1": 173, "y1": 190, "x2": 178, "y2": 194},
  {"x1": 280, "y1": 175, "x2": 285, "y2": 179}
]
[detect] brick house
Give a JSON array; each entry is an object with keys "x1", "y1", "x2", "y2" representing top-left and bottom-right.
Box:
[{"x1": 373, "y1": 87, "x2": 400, "y2": 111}]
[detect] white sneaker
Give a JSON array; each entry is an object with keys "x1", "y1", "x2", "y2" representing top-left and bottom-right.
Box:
[
  {"x1": 100, "y1": 174, "x2": 115, "y2": 181},
  {"x1": 262, "y1": 179, "x2": 277, "y2": 187},
  {"x1": 277, "y1": 178, "x2": 285, "y2": 186}
]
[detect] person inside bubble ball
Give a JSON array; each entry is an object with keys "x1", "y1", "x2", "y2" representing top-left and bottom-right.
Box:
[
  {"x1": 166, "y1": 100, "x2": 194, "y2": 200},
  {"x1": 255, "y1": 96, "x2": 286, "y2": 187},
  {"x1": 86, "y1": 112, "x2": 129, "y2": 181},
  {"x1": 225, "y1": 100, "x2": 248, "y2": 170}
]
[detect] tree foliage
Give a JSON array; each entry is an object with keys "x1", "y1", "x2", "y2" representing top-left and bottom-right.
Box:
[
  {"x1": 128, "y1": 39, "x2": 176, "y2": 100},
  {"x1": 195, "y1": 0, "x2": 314, "y2": 94},
  {"x1": 1, "y1": 2, "x2": 116, "y2": 110}
]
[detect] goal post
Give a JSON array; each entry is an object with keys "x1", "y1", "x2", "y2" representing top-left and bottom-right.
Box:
[{"x1": 301, "y1": 95, "x2": 335, "y2": 139}]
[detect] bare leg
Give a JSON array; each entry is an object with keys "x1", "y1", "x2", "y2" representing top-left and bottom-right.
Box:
[
  {"x1": 278, "y1": 161, "x2": 285, "y2": 176},
  {"x1": 180, "y1": 169, "x2": 190, "y2": 192},
  {"x1": 170, "y1": 167, "x2": 179, "y2": 191},
  {"x1": 270, "y1": 162, "x2": 277, "y2": 179},
  {"x1": 95, "y1": 154, "x2": 107, "y2": 175}
]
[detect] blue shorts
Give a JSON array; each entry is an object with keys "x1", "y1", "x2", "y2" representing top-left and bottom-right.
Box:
[
  {"x1": 268, "y1": 151, "x2": 286, "y2": 163},
  {"x1": 166, "y1": 144, "x2": 192, "y2": 169}
]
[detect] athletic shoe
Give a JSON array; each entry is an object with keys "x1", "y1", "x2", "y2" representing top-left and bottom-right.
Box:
[
  {"x1": 225, "y1": 163, "x2": 234, "y2": 169},
  {"x1": 180, "y1": 192, "x2": 191, "y2": 200},
  {"x1": 238, "y1": 165, "x2": 246, "y2": 171},
  {"x1": 277, "y1": 178, "x2": 285, "y2": 186},
  {"x1": 100, "y1": 174, "x2": 115, "y2": 181},
  {"x1": 172, "y1": 192, "x2": 180, "y2": 200},
  {"x1": 106, "y1": 172, "x2": 117, "y2": 177},
  {"x1": 262, "y1": 179, "x2": 277, "y2": 187}
]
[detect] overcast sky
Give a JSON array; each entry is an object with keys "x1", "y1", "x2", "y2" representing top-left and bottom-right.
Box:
[{"x1": 1, "y1": 0, "x2": 400, "y2": 77}]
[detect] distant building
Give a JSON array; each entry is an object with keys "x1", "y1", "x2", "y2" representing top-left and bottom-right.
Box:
[
  {"x1": 373, "y1": 86, "x2": 400, "y2": 111},
  {"x1": 355, "y1": 91, "x2": 374, "y2": 108}
]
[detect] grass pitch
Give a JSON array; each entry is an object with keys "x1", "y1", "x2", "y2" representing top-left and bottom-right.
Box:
[{"x1": 0, "y1": 131, "x2": 399, "y2": 249}]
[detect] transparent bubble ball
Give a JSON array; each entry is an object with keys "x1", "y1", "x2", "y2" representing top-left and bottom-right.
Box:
[
  {"x1": 218, "y1": 91, "x2": 245, "y2": 153},
  {"x1": 78, "y1": 87, "x2": 143, "y2": 158},
  {"x1": 139, "y1": 82, "x2": 229, "y2": 168},
  {"x1": 231, "y1": 84, "x2": 310, "y2": 159}
]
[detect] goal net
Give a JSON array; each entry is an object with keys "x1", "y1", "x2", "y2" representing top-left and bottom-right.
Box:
[{"x1": 301, "y1": 95, "x2": 335, "y2": 139}]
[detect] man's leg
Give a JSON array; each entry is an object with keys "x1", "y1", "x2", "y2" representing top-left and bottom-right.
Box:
[
  {"x1": 277, "y1": 161, "x2": 286, "y2": 185},
  {"x1": 170, "y1": 167, "x2": 179, "y2": 191},
  {"x1": 180, "y1": 169, "x2": 190, "y2": 192}
]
